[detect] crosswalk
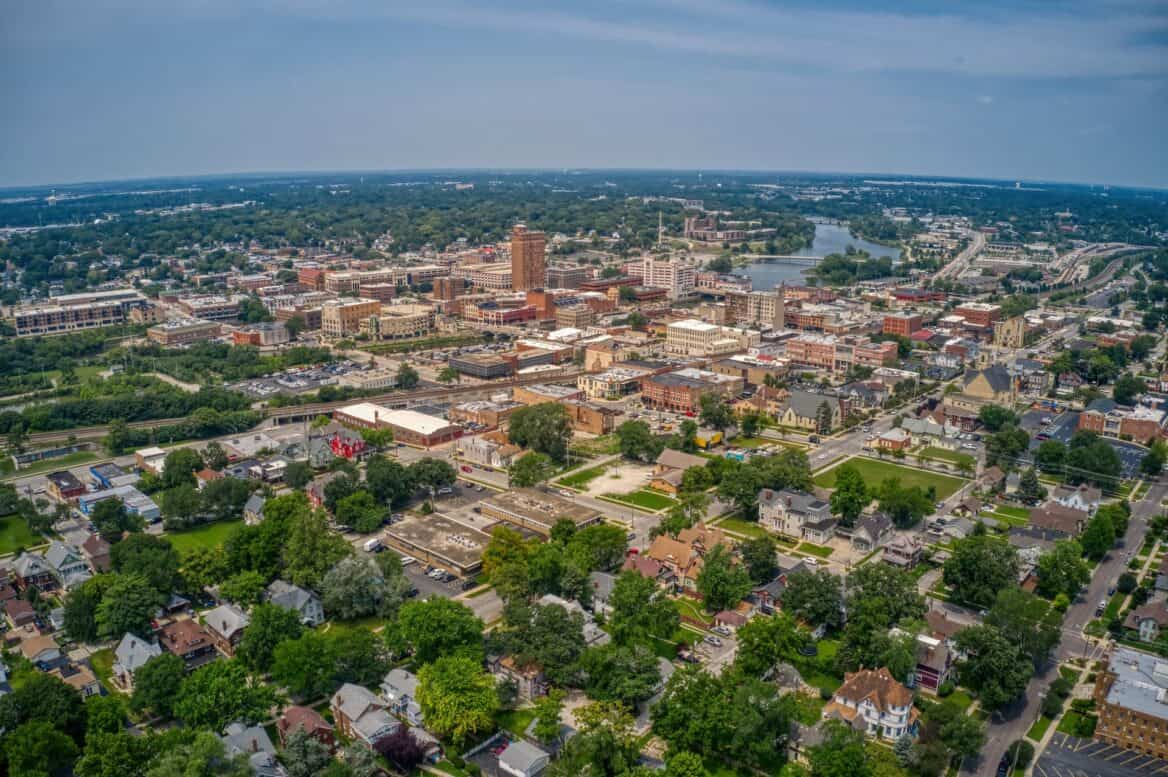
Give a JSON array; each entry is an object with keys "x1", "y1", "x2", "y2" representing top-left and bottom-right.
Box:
[{"x1": 1035, "y1": 734, "x2": 1168, "y2": 777}]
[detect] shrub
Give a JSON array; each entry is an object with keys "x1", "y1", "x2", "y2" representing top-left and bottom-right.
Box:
[
  {"x1": 1041, "y1": 693, "x2": 1064, "y2": 719},
  {"x1": 1050, "y1": 678, "x2": 1073, "y2": 699},
  {"x1": 1075, "y1": 716, "x2": 1097, "y2": 737},
  {"x1": 1071, "y1": 698, "x2": 1095, "y2": 713},
  {"x1": 1006, "y1": 740, "x2": 1035, "y2": 769},
  {"x1": 1118, "y1": 572, "x2": 1138, "y2": 594},
  {"x1": 819, "y1": 687, "x2": 833, "y2": 700},
  {"x1": 937, "y1": 682, "x2": 954, "y2": 697}
]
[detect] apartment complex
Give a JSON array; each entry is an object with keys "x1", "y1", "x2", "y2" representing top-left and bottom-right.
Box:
[
  {"x1": 726, "y1": 289, "x2": 784, "y2": 330},
  {"x1": 12, "y1": 289, "x2": 153, "y2": 337},
  {"x1": 1078, "y1": 399, "x2": 1167, "y2": 442},
  {"x1": 545, "y1": 265, "x2": 590, "y2": 289},
  {"x1": 883, "y1": 313, "x2": 923, "y2": 338},
  {"x1": 146, "y1": 319, "x2": 222, "y2": 346},
  {"x1": 360, "y1": 303, "x2": 436, "y2": 340},
  {"x1": 665, "y1": 319, "x2": 760, "y2": 357},
  {"x1": 232, "y1": 322, "x2": 291, "y2": 347},
  {"x1": 321, "y1": 299, "x2": 381, "y2": 338},
  {"x1": 510, "y1": 225, "x2": 547, "y2": 291},
  {"x1": 455, "y1": 262, "x2": 513, "y2": 290},
  {"x1": 1095, "y1": 646, "x2": 1168, "y2": 759},
  {"x1": 639, "y1": 255, "x2": 696, "y2": 300},
  {"x1": 785, "y1": 333, "x2": 898, "y2": 374},
  {"x1": 177, "y1": 295, "x2": 244, "y2": 321}
]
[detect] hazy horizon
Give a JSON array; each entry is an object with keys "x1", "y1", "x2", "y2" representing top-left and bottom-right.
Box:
[{"x1": 3, "y1": 0, "x2": 1166, "y2": 189}]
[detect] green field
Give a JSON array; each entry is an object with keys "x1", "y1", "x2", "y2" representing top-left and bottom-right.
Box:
[
  {"x1": 167, "y1": 520, "x2": 243, "y2": 554},
  {"x1": 0, "y1": 515, "x2": 41, "y2": 555},
  {"x1": 919, "y1": 447, "x2": 976, "y2": 468},
  {"x1": 556, "y1": 464, "x2": 610, "y2": 490},
  {"x1": 797, "y1": 542, "x2": 834, "y2": 558},
  {"x1": 714, "y1": 516, "x2": 769, "y2": 540},
  {"x1": 571, "y1": 435, "x2": 621, "y2": 458},
  {"x1": 814, "y1": 458, "x2": 966, "y2": 499},
  {"x1": 601, "y1": 490, "x2": 678, "y2": 512}
]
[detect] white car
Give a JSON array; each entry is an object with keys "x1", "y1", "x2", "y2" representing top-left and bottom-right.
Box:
[{"x1": 400, "y1": 556, "x2": 417, "y2": 566}]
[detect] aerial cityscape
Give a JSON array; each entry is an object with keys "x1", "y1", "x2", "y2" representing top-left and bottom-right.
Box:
[{"x1": 1, "y1": 3, "x2": 1167, "y2": 777}]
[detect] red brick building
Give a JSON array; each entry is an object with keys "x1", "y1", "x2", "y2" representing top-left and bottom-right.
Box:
[{"x1": 883, "y1": 314, "x2": 923, "y2": 338}]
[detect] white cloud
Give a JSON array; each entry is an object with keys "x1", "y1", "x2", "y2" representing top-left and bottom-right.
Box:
[{"x1": 977, "y1": 95, "x2": 995, "y2": 104}]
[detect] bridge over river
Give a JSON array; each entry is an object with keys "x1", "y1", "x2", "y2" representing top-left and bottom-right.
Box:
[{"x1": 744, "y1": 254, "x2": 824, "y2": 265}]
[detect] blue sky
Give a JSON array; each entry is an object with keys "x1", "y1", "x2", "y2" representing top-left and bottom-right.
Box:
[{"x1": 2, "y1": 0, "x2": 1166, "y2": 188}]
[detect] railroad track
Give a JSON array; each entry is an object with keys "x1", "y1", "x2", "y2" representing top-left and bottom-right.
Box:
[{"x1": 12, "y1": 371, "x2": 582, "y2": 447}]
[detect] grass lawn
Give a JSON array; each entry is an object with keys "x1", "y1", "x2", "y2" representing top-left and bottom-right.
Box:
[
  {"x1": 167, "y1": 519, "x2": 243, "y2": 554},
  {"x1": 1135, "y1": 482, "x2": 1152, "y2": 500},
  {"x1": 1027, "y1": 715, "x2": 1053, "y2": 741},
  {"x1": 432, "y1": 761, "x2": 471, "y2": 777},
  {"x1": 673, "y1": 597, "x2": 714, "y2": 625},
  {"x1": 714, "y1": 516, "x2": 769, "y2": 539},
  {"x1": 797, "y1": 542, "x2": 834, "y2": 558},
  {"x1": 985, "y1": 509, "x2": 1030, "y2": 528},
  {"x1": 88, "y1": 648, "x2": 116, "y2": 692},
  {"x1": 945, "y1": 690, "x2": 974, "y2": 711},
  {"x1": 0, "y1": 515, "x2": 41, "y2": 555},
  {"x1": 601, "y1": 490, "x2": 678, "y2": 512},
  {"x1": 994, "y1": 505, "x2": 1032, "y2": 521},
  {"x1": 813, "y1": 458, "x2": 966, "y2": 499},
  {"x1": 571, "y1": 435, "x2": 621, "y2": 458},
  {"x1": 3, "y1": 450, "x2": 100, "y2": 481},
  {"x1": 495, "y1": 708, "x2": 536, "y2": 735},
  {"x1": 1103, "y1": 590, "x2": 1125, "y2": 622},
  {"x1": 1057, "y1": 711, "x2": 1086, "y2": 735},
  {"x1": 1059, "y1": 666, "x2": 1082, "y2": 683},
  {"x1": 919, "y1": 447, "x2": 976, "y2": 468},
  {"x1": 556, "y1": 464, "x2": 610, "y2": 490},
  {"x1": 731, "y1": 436, "x2": 769, "y2": 449},
  {"x1": 793, "y1": 693, "x2": 826, "y2": 725}
]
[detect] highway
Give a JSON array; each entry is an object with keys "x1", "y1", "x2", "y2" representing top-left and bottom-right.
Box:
[{"x1": 934, "y1": 229, "x2": 987, "y2": 281}]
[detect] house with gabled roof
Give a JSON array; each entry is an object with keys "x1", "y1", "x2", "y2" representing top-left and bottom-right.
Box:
[
  {"x1": 265, "y1": 580, "x2": 324, "y2": 626},
  {"x1": 852, "y1": 514, "x2": 893, "y2": 552},
  {"x1": 381, "y1": 668, "x2": 424, "y2": 726},
  {"x1": 205, "y1": 603, "x2": 250, "y2": 656},
  {"x1": 112, "y1": 632, "x2": 162, "y2": 691},
  {"x1": 278, "y1": 705, "x2": 334, "y2": 750},
  {"x1": 823, "y1": 667, "x2": 919, "y2": 739},
  {"x1": 331, "y1": 683, "x2": 399, "y2": 747},
  {"x1": 158, "y1": 618, "x2": 217, "y2": 671},
  {"x1": 12, "y1": 552, "x2": 55, "y2": 591},
  {"x1": 45, "y1": 541, "x2": 91, "y2": 590},
  {"x1": 758, "y1": 488, "x2": 836, "y2": 544}
]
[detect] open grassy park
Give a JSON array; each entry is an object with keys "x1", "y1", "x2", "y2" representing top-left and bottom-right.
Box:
[
  {"x1": 601, "y1": 490, "x2": 678, "y2": 512},
  {"x1": 814, "y1": 457, "x2": 966, "y2": 499},
  {"x1": 167, "y1": 519, "x2": 243, "y2": 554},
  {"x1": 556, "y1": 464, "x2": 610, "y2": 490},
  {"x1": 918, "y1": 447, "x2": 976, "y2": 469},
  {"x1": 0, "y1": 515, "x2": 41, "y2": 555}
]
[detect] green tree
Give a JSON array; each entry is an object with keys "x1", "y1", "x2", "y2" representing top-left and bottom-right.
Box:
[
  {"x1": 1035, "y1": 539, "x2": 1090, "y2": 599},
  {"x1": 1066, "y1": 432, "x2": 1122, "y2": 488},
  {"x1": 828, "y1": 465, "x2": 869, "y2": 527},
  {"x1": 161, "y1": 448, "x2": 204, "y2": 490},
  {"x1": 284, "y1": 460, "x2": 313, "y2": 490},
  {"x1": 509, "y1": 451, "x2": 556, "y2": 488},
  {"x1": 85, "y1": 693, "x2": 127, "y2": 737},
  {"x1": 437, "y1": 366, "x2": 459, "y2": 384},
  {"x1": 845, "y1": 563, "x2": 924, "y2": 624},
  {"x1": 978, "y1": 405, "x2": 1018, "y2": 432},
  {"x1": 608, "y1": 570, "x2": 680, "y2": 646},
  {"x1": 984, "y1": 426, "x2": 1030, "y2": 471},
  {"x1": 236, "y1": 602, "x2": 303, "y2": 672},
  {"x1": 815, "y1": 401, "x2": 835, "y2": 434},
  {"x1": 201, "y1": 441, "x2": 230, "y2": 470},
  {"x1": 1080, "y1": 510, "x2": 1116, "y2": 560},
  {"x1": 144, "y1": 731, "x2": 250, "y2": 777},
  {"x1": 96, "y1": 573, "x2": 164, "y2": 639},
  {"x1": 954, "y1": 624, "x2": 1033, "y2": 710},
  {"x1": 615, "y1": 420, "x2": 664, "y2": 462},
  {"x1": 416, "y1": 655, "x2": 499, "y2": 746},
  {"x1": 219, "y1": 570, "x2": 268, "y2": 606},
  {"x1": 4, "y1": 721, "x2": 79, "y2": 777},
  {"x1": 1113, "y1": 373, "x2": 1148, "y2": 405},
  {"x1": 740, "y1": 534, "x2": 777, "y2": 583},
  {"x1": 734, "y1": 612, "x2": 808, "y2": 677},
  {"x1": 110, "y1": 533, "x2": 183, "y2": 594},
  {"x1": 282, "y1": 506, "x2": 350, "y2": 587},
  {"x1": 174, "y1": 660, "x2": 277, "y2": 730},
  {"x1": 1035, "y1": 440, "x2": 1067, "y2": 474},
  {"x1": 335, "y1": 490, "x2": 386, "y2": 533},
  {"x1": 780, "y1": 569, "x2": 844, "y2": 628},
  {"x1": 695, "y1": 544, "x2": 752, "y2": 612},
  {"x1": 578, "y1": 644, "x2": 661, "y2": 707},
  {"x1": 986, "y1": 588, "x2": 1062, "y2": 669},
  {"x1": 321, "y1": 555, "x2": 411, "y2": 621},
  {"x1": 508, "y1": 403, "x2": 573, "y2": 462},
  {"x1": 91, "y1": 498, "x2": 143, "y2": 543},
  {"x1": 877, "y1": 477, "x2": 933, "y2": 529},
  {"x1": 160, "y1": 483, "x2": 203, "y2": 528},
  {"x1": 365, "y1": 455, "x2": 414, "y2": 507},
  {"x1": 280, "y1": 728, "x2": 333, "y2": 777},
  {"x1": 532, "y1": 689, "x2": 566, "y2": 744},
  {"x1": 271, "y1": 631, "x2": 336, "y2": 700},
  {"x1": 408, "y1": 457, "x2": 457, "y2": 493},
  {"x1": 1142, "y1": 440, "x2": 1168, "y2": 477},
  {"x1": 1017, "y1": 468, "x2": 1047, "y2": 504},
  {"x1": 395, "y1": 598, "x2": 484, "y2": 664},
  {"x1": 808, "y1": 720, "x2": 872, "y2": 777},
  {"x1": 698, "y1": 393, "x2": 734, "y2": 431},
  {"x1": 64, "y1": 575, "x2": 110, "y2": 643},
  {"x1": 942, "y1": 535, "x2": 1020, "y2": 608},
  {"x1": 396, "y1": 362, "x2": 420, "y2": 389},
  {"x1": 131, "y1": 653, "x2": 186, "y2": 719}
]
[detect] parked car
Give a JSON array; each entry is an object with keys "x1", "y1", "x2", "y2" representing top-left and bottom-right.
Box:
[
  {"x1": 704, "y1": 636, "x2": 723, "y2": 647},
  {"x1": 711, "y1": 625, "x2": 731, "y2": 637}
]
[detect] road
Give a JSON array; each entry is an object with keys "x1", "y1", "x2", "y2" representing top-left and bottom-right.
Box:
[
  {"x1": 935, "y1": 229, "x2": 987, "y2": 282},
  {"x1": 964, "y1": 480, "x2": 1167, "y2": 777}
]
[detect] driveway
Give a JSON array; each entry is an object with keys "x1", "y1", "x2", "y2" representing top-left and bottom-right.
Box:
[{"x1": 1036, "y1": 733, "x2": 1168, "y2": 777}]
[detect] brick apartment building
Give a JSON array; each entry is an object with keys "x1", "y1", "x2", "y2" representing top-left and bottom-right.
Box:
[{"x1": 883, "y1": 313, "x2": 923, "y2": 338}]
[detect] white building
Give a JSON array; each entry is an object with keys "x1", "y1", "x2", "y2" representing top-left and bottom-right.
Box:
[
  {"x1": 665, "y1": 319, "x2": 760, "y2": 357},
  {"x1": 640, "y1": 256, "x2": 696, "y2": 300}
]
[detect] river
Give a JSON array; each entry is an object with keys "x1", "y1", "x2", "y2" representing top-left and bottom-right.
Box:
[{"x1": 734, "y1": 223, "x2": 902, "y2": 290}]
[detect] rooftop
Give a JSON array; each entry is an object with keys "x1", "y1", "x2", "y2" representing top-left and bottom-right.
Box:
[
  {"x1": 481, "y1": 488, "x2": 601, "y2": 530},
  {"x1": 383, "y1": 513, "x2": 490, "y2": 570},
  {"x1": 1104, "y1": 646, "x2": 1168, "y2": 722}
]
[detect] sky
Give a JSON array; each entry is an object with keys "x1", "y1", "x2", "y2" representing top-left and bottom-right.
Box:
[{"x1": 2, "y1": 0, "x2": 1166, "y2": 189}]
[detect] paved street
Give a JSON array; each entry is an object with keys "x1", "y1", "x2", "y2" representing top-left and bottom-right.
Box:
[
  {"x1": 964, "y1": 481, "x2": 1167, "y2": 777},
  {"x1": 1036, "y1": 733, "x2": 1168, "y2": 777}
]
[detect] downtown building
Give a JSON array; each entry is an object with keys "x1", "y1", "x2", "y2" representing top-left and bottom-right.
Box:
[
  {"x1": 12, "y1": 288, "x2": 154, "y2": 337},
  {"x1": 510, "y1": 225, "x2": 547, "y2": 291},
  {"x1": 665, "y1": 319, "x2": 761, "y2": 357}
]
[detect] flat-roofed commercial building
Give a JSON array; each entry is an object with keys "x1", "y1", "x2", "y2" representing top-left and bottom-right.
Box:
[
  {"x1": 333, "y1": 403, "x2": 462, "y2": 447},
  {"x1": 577, "y1": 367, "x2": 652, "y2": 400},
  {"x1": 954, "y1": 302, "x2": 1001, "y2": 328},
  {"x1": 513, "y1": 384, "x2": 583, "y2": 405},
  {"x1": 665, "y1": 319, "x2": 760, "y2": 357},
  {"x1": 232, "y1": 322, "x2": 289, "y2": 347},
  {"x1": 456, "y1": 262, "x2": 513, "y2": 290},
  {"x1": 321, "y1": 298, "x2": 381, "y2": 338},
  {"x1": 883, "y1": 314, "x2": 923, "y2": 338},
  {"x1": 546, "y1": 265, "x2": 589, "y2": 289},
  {"x1": 479, "y1": 488, "x2": 602, "y2": 536},
  {"x1": 1095, "y1": 646, "x2": 1168, "y2": 759},
  {"x1": 449, "y1": 352, "x2": 514, "y2": 379},
  {"x1": 275, "y1": 306, "x2": 323, "y2": 331},
  {"x1": 725, "y1": 290, "x2": 784, "y2": 330},
  {"x1": 448, "y1": 400, "x2": 522, "y2": 427},
  {"x1": 177, "y1": 295, "x2": 245, "y2": 321},
  {"x1": 642, "y1": 368, "x2": 744, "y2": 414},
  {"x1": 360, "y1": 303, "x2": 436, "y2": 340},
  {"x1": 12, "y1": 288, "x2": 153, "y2": 337},
  {"x1": 555, "y1": 305, "x2": 594, "y2": 329},
  {"x1": 382, "y1": 514, "x2": 489, "y2": 578},
  {"x1": 147, "y1": 318, "x2": 222, "y2": 346}
]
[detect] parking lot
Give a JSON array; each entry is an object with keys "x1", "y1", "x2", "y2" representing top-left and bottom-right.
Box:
[{"x1": 1034, "y1": 733, "x2": 1168, "y2": 777}]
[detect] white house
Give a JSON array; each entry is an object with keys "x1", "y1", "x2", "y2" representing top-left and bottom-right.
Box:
[
  {"x1": 822, "y1": 667, "x2": 919, "y2": 740},
  {"x1": 266, "y1": 580, "x2": 325, "y2": 627},
  {"x1": 758, "y1": 489, "x2": 836, "y2": 543}
]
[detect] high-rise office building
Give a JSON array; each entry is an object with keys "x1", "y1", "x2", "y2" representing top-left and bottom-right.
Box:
[{"x1": 510, "y1": 225, "x2": 546, "y2": 291}]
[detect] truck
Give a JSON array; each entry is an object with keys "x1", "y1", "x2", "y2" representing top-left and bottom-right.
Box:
[{"x1": 363, "y1": 538, "x2": 383, "y2": 553}]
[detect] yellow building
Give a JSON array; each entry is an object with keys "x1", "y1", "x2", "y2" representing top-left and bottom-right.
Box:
[{"x1": 321, "y1": 299, "x2": 381, "y2": 338}]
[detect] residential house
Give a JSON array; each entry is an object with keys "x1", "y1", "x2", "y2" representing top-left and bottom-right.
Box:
[
  {"x1": 80, "y1": 534, "x2": 111, "y2": 573},
  {"x1": 266, "y1": 580, "x2": 325, "y2": 626},
  {"x1": 758, "y1": 489, "x2": 836, "y2": 544},
  {"x1": 537, "y1": 593, "x2": 610, "y2": 646},
  {"x1": 927, "y1": 515, "x2": 976, "y2": 543},
  {"x1": 1125, "y1": 601, "x2": 1168, "y2": 643},
  {"x1": 975, "y1": 466, "x2": 1006, "y2": 493},
  {"x1": 777, "y1": 390, "x2": 841, "y2": 432},
  {"x1": 408, "y1": 726, "x2": 443, "y2": 764},
  {"x1": 852, "y1": 514, "x2": 893, "y2": 552},
  {"x1": 20, "y1": 634, "x2": 62, "y2": 667},
  {"x1": 499, "y1": 740, "x2": 551, "y2": 777},
  {"x1": 244, "y1": 494, "x2": 266, "y2": 525},
  {"x1": 278, "y1": 706, "x2": 335, "y2": 750},
  {"x1": 749, "y1": 553, "x2": 811, "y2": 614},
  {"x1": 823, "y1": 667, "x2": 919, "y2": 739},
  {"x1": 874, "y1": 427, "x2": 912, "y2": 452},
  {"x1": 12, "y1": 552, "x2": 55, "y2": 591},
  {"x1": 714, "y1": 609, "x2": 748, "y2": 633},
  {"x1": 4, "y1": 599, "x2": 36, "y2": 628},
  {"x1": 112, "y1": 632, "x2": 162, "y2": 691},
  {"x1": 901, "y1": 630, "x2": 954, "y2": 694},
  {"x1": 331, "y1": 683, "x2": 399, "y2": 747},
  {"x1": 883, "y1": 535, "x2": 923, "y2": 569},
  {"x1": 642, "y1": 523, "x2": 733, "y2": 592},
  {"x1": 588, "y1": 571, "x2": 617, "y2": 616},
  {"x1": 620, "y1": 555, "x2": 664, "y2": 582},
  {"x1": 205, "y1": 603, "x2": 250, "y2": 656},
  {"x1": 381, "y1": 668, "x2": 424, "y2": 726},
  {"x1": 158, "y1": 619, "x2": 217, "y2": 670},
  {"x1": 45, "y1": 541, "x2": 91, "y2": 590},
  {"x1": 1051, "y1": 484, "x2": 1102, "y2": 515},
  {"x1": 654, "y1": 449, "x2": 708, "y2": 477},
  {"x1": 492, "y1": 656, "x2": 548, "y2": 702},
  {"x1": 1029, "y1": 501, "x2": 1088, "y2": 537},
  {"x1": 220, "y1": 722, "x2": 286, "y2": 777}
]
